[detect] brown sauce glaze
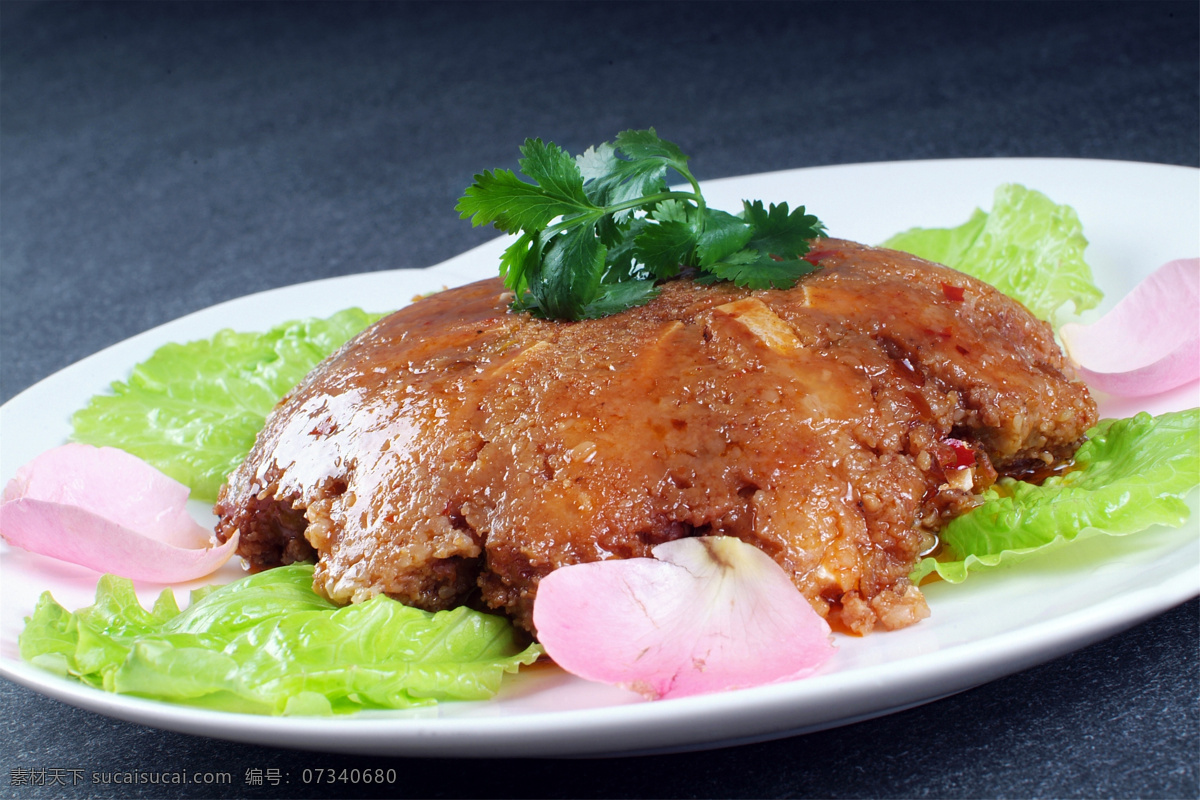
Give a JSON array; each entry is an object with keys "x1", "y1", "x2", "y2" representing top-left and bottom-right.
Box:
[{"x1": 214, "y1": 239, "x2": 1097, "y2": 637}]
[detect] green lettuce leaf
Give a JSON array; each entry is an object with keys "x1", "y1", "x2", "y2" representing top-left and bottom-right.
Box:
[
  {"x1": 70, "y1": 308, "x2": 386, "y2": 503},
  {"x1": 19, "y1": 564, "x2": 542, "y2": 715},
  {"x1": 912, "y1": 409, "x2": 1200, "y2": 584},
  {"x1": 882, "y1": 184, "x2": 1103, "y2": 322}
]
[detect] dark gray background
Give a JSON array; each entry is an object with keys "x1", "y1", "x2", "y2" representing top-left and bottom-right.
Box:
[{"x1": 1, "y1": 2, "x2": 1197, "y2": 798}]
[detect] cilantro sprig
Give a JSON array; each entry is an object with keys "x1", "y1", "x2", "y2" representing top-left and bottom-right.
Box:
[{"x1": 456, "y1": 129, "x2": 826, "y2": 321}]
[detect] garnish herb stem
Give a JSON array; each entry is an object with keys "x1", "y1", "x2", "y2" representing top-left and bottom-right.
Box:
[{"x1": 542, "y1": 190, "x2": 701, "y2": 238}]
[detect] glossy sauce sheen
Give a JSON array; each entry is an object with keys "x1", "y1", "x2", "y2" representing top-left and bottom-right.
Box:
[{"x1": 215, "y1": 240, "x2": 1097, "y2": 635}]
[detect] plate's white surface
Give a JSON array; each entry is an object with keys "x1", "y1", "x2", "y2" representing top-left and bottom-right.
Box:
[{"x1": 1, "y1": 158, "x2": 1198, "y2": 757}]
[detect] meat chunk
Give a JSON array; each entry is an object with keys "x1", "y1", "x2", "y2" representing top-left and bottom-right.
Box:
[{"x1": 214, "y1": 239, "x2": 1097, "y2": 635}]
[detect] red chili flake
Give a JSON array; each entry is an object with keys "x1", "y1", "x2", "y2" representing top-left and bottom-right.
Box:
[
  {"x1": 955, "y1": 344, "x2": 970, "y2": 356},
  {"x1": 803, "y1": 249, "x2": 842, "y2": 266},
  {"x1": 940, "y1": 283, "x2": 966, "y2": 302},
  {"x1": 923, "y1": 327, "x2": 953, "y2": 339},
  {"x1": 942, "y1": 438, "x2": 976, "y2": 469}
]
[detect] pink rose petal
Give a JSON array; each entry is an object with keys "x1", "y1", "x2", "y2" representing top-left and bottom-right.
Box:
[
  {"x1": 532, "y1": 536, "x2": 835, "y2": 700},
  {"x1": 0, "y1": 444, "x2": 238, "y2": 582},
  {"x1": 1060, "y1": 258, "x2": 1200, "y2": 397}
]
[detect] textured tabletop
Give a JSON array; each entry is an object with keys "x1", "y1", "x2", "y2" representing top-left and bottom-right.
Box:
[{"x1": 1, "y1": 2, "x2": 1197, "y2": 798}]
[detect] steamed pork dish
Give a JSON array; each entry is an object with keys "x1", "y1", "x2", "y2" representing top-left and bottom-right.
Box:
[{"x1": 214, "y1": 239, "x2": 1097, "y2": 636}]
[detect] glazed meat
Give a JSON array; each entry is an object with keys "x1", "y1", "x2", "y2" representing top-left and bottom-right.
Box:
[{"x1": 214, "y1": 239, "x2": 1097, "y2": 635}]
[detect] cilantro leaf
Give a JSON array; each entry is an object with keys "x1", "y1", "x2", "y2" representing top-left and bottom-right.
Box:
[
  {"x1": 613, "y1": 128, "x2": 691, "y2": 174},
  {"x1": 532, "y1": 224, "x2": 607, "y2": 320},
  {"x1": 580, "y1": 281, "x2": 661, "y2": 319},
  {"x1": 498, "y1": 232, "x2": 537, "y2": 296},
  {"x1": 742, "y1": 201, "x2": 826, "y2": 259},
  {"x1": 601, "y1": 218, "x2": 646, "y2": 280},
  {"x1": 456, "y1": 139, "x2": 595, "y2": 232},
  {"x1": 704, "y1": 250, "x2": 818, "y2": 290},
  {"x1": 456, "y1": 169, "x2": 575, "y2": 233},
  {"x1": 634, "y1": 220, "x2": 696, "y2": 280},
  {"x1": 695, "y1": 209, "x2": 754, "y2": 267},
  {"x1": 578, "y1": 142, "x2": 669, "y2": 216},
  {"x1": 517, "y1": 139, "x2": 592, "y2": 210},
  {"x1": 649, "y1": 198, "x2": 691, "y2": 225}
]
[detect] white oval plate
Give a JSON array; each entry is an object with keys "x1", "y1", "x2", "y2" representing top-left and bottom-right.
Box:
[{"x1": 2, "y1": 158, "x2": 1198, "y2": 757}]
